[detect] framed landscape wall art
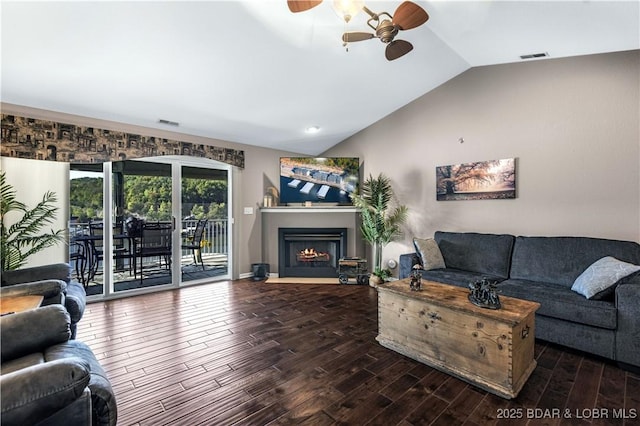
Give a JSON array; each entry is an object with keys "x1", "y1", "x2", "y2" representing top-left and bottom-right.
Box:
[{"x1": 436, "y1": 158, "x2": 516, "y2": 201}]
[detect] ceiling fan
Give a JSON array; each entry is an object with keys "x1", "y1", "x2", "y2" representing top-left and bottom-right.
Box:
[{"x1": 287, "y1": 1, "x2": 429, "y2": 61}]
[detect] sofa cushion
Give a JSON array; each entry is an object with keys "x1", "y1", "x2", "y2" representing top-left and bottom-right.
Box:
[
  {"x1": 0, "y1": 358, "x2": 90, "y2": 426},
  {"x1": 1, "y1": 305, "x2": 71, "y2": 363},
  {"x1": 1, "y1": 263, "x2": 71, "y2": 286},
  {"x1": 499, "y1": 279, "x2": 617, "y2": 330},
  {"x1": 571, "y1": 256, "x2": 640, "y2": 299},
  {"x1": 510, "y1": 236, "x2": 640, "y2": 287},
  {"x1": 46, "y1": 340, "x2": 118, "y2": 426},
  {"x1": 64, "y1": 282, "x2": 87, "y2": 323},
  {"x1": 0, "y1": 353, "x2": 44, "y2": 375},
  {"x1": 419, "y1": 268, "x2": 505, "y2": 289},
  {"x1": 413, "y1": 237, "x2": 445, "y2": 270},
  {"x1": 434, "y1": 231, "x2": 515, "y2": 279},
  {"x1": 0, "y1": 279, "x2": 66, "y2": 302},
  {"x1": 535, "y1": 315, "x2": 615, "y2": 360}
]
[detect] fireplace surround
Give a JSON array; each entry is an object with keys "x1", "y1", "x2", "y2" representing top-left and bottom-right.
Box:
[
  {"x1": 260, "y1": 206, "x2": 363, "y2": 278},
  {"x1": 278, "y1": 228, "x2": 347, "y2": 278}
]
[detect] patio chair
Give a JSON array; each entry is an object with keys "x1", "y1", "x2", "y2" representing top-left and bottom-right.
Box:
[
  {"x1": 182, "y1": 219, "x2": 208, "y2": 270},
  {"x1": 135, "y1": 222, "x2": 173, "y2": 283},
  {"x1": 88, "y1": 222, "x2": 133, "y2": 280},
  {"x1": 69, "y1": 240, "x2": 88, "y2": 287}
]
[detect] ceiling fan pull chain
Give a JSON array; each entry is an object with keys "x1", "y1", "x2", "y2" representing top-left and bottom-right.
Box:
[{"x1": 343, "y1": 20, "x2": 349, "y2": 52}]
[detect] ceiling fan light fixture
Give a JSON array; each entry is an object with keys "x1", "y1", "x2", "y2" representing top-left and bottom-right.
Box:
[{"x1": 332, "y1": 0, "x2": 364, "y2": 23}]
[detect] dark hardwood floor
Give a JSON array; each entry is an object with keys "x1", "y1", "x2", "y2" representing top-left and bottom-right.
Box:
[{"x1": 77, "y1": 279, "x2": 640, "y2": 426}]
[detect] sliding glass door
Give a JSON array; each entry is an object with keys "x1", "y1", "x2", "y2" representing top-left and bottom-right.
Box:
[
  {"x1": 69, "y1": 165, "x2": 103, "y2": 295},
  {"x1": 70, "y1": 156, "x2": 231, "y2": 298},
  {"x1": 112, "y1": 160, "x2": 173, "y2": 293},
  {"x1": 181, "y1": 166, "x2": 229, "y2": 283}
]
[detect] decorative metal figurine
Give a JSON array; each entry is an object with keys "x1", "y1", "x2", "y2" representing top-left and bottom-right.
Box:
[
  {"x1": 409, "y1": 265, "x2": 422, "y2": 291},
  {"x1": 468, "y1": 278, "x2": 501, "y2": 309}
]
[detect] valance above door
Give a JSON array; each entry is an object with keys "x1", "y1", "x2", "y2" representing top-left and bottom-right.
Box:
[{"x1": 1, "y1": 114, "x2": 244, "y2": 169}]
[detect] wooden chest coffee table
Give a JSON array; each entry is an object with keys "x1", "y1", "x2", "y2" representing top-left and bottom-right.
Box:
[{"x1": 376, "y1": 279, "x2": 540, "y2": 399}]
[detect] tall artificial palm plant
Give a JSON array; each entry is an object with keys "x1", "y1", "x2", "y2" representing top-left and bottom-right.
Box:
[
  {"x1": 0, "y1": 172, "x2": 65, "y2": 271},
  {"x1": 350, "y1": 173, "x2": 408, "y2": 277}
]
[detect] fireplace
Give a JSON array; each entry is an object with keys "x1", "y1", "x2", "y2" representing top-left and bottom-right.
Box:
[{"x1": 278, "y1": 228, "x2": 347, "y2": 278}]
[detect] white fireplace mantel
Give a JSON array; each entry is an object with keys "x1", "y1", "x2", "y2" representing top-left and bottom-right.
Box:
[{"x1": 260, "y1": 206, "x2": 359, "y2": 214}]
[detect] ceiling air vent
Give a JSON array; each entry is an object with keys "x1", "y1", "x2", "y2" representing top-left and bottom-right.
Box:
[
  {"x1": 520, "y1": 52, "x2": 549, "y2": 60},
  {"x1": 158, "y1": 119, "x2": 180, "y2": 127}
]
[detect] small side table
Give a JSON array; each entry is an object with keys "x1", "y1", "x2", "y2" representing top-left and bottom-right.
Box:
[
  {"x1": 0, "y1": 295, "x2": 44, "y2": 316},
  {"x1": 338, "y1": 257, "x2": 369, "y2": 285}
]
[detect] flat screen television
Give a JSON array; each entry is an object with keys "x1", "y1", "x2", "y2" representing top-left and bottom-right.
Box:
[{"x1": 279, "y1": 157, "x2": 360, "y2": 205}]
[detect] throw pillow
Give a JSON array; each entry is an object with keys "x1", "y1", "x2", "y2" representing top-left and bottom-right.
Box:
[
  {"x1": 571, "y1": 256, "x2": 640, "y2": 300},
  {"x1": 413, "y1": 237, "x2": 446, "y2": 271}
]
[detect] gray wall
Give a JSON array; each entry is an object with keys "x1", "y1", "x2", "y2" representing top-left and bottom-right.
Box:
[
  {"x1": 3, "y1": 50, "x2": 638, "y2": 277},
  {"x1": 324, "y1": 50, "x2": 640, "y2": 270}
]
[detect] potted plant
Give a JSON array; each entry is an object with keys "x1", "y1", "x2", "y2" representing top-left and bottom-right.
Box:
[
  {"x1": 350, "y1": 173, "x2": 407, "y2": 284},
  {"x1": 371, "y1": 267, "x2": 392, "y2": 285},
  {"x1": 0, "y1": 172, "x2": 65, "y2": 271}
]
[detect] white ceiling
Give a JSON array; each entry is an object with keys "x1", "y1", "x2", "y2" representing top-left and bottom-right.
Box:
[{"x1": 2, "y1": 1, "x2": 638, "y2": 156}]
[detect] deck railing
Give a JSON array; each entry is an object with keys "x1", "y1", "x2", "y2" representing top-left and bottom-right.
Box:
[
  {"x1": 181, "y1": 218, "x2": 229, "y2": 256},
  {"x1": 69, "y1": 219, "x2": 229, "y2": 280}
]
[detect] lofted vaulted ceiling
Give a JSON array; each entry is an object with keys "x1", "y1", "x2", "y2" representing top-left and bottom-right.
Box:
[{"x1": 2, "y1": 1, "x2": 638, "y2": 155}]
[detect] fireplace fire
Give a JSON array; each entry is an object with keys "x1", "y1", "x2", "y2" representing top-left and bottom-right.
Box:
[
  {"x1": 297, "y1": 248, "x2": 330, "y2": 262},
  {"x1": 278, "y1": 228, "x2": 347, "y2": 278}
]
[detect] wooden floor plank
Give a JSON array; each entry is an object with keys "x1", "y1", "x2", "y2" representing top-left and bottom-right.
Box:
[
  {"x1": 463, "y1": 393, "x2": 510, "y2": 426},
  {"x1": 365, "y1": 378, "x2": 432, "y2": 425},
  {"x1": 561, "y1": 357, "x2": 604, "y2": 425},
  {"x1": 75, "y1": 279, "x2": 640, "y2": 426},
  {"x1": 432, "y1": 386, "x2": 485, "y2": 425},
  {"x1": 404, "y1": 394, "x2": 451, "y2": 425},
  {"x1": 625, "y1": 375, "x2": 640, "y2": 426}
]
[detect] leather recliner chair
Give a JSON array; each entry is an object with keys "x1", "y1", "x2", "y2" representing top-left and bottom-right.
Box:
[
  {"x1": 0, "y1": 305, "x2": 117, "y2": 426},
  {"x1": 1, "y1": 263, "x2": 86, "y2": 338}
]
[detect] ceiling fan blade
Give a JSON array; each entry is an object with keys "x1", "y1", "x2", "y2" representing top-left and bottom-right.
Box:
[
  {"x1": 287, "y1": 0, "x2": 323, "y2": 13},
  {"x1": 393, "y1": 1, "x2": 429, "y2": 30},
  {"x1": 342, "y1": 32, "x2": 375, "y2": 43},
  {"x1": 385, "y1": 40, "x2": 413, "y2": 61}
]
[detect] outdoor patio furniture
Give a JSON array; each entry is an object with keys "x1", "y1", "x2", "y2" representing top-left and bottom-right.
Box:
[
  {"x1": 88, "y1": 222, "x2": 134, "y2": 280},
  {"x1": 181, "y1": 219, "x2": 208, "y2": 271},
  {"x1": 69, "y1": 240, "x2": 88, "y2": 287},
  {"x1": 135, "y1": 222, "x2": 173, "y2": 284}
]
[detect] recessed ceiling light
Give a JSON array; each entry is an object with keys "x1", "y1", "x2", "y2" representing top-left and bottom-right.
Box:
[{"x1": 305, "y1": 126, "x2": 321, "y2": 134}]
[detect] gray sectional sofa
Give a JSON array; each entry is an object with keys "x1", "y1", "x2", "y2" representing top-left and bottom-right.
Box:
[{"x1": 399, "y1": 231, "x2": 640, "y2": 369}]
